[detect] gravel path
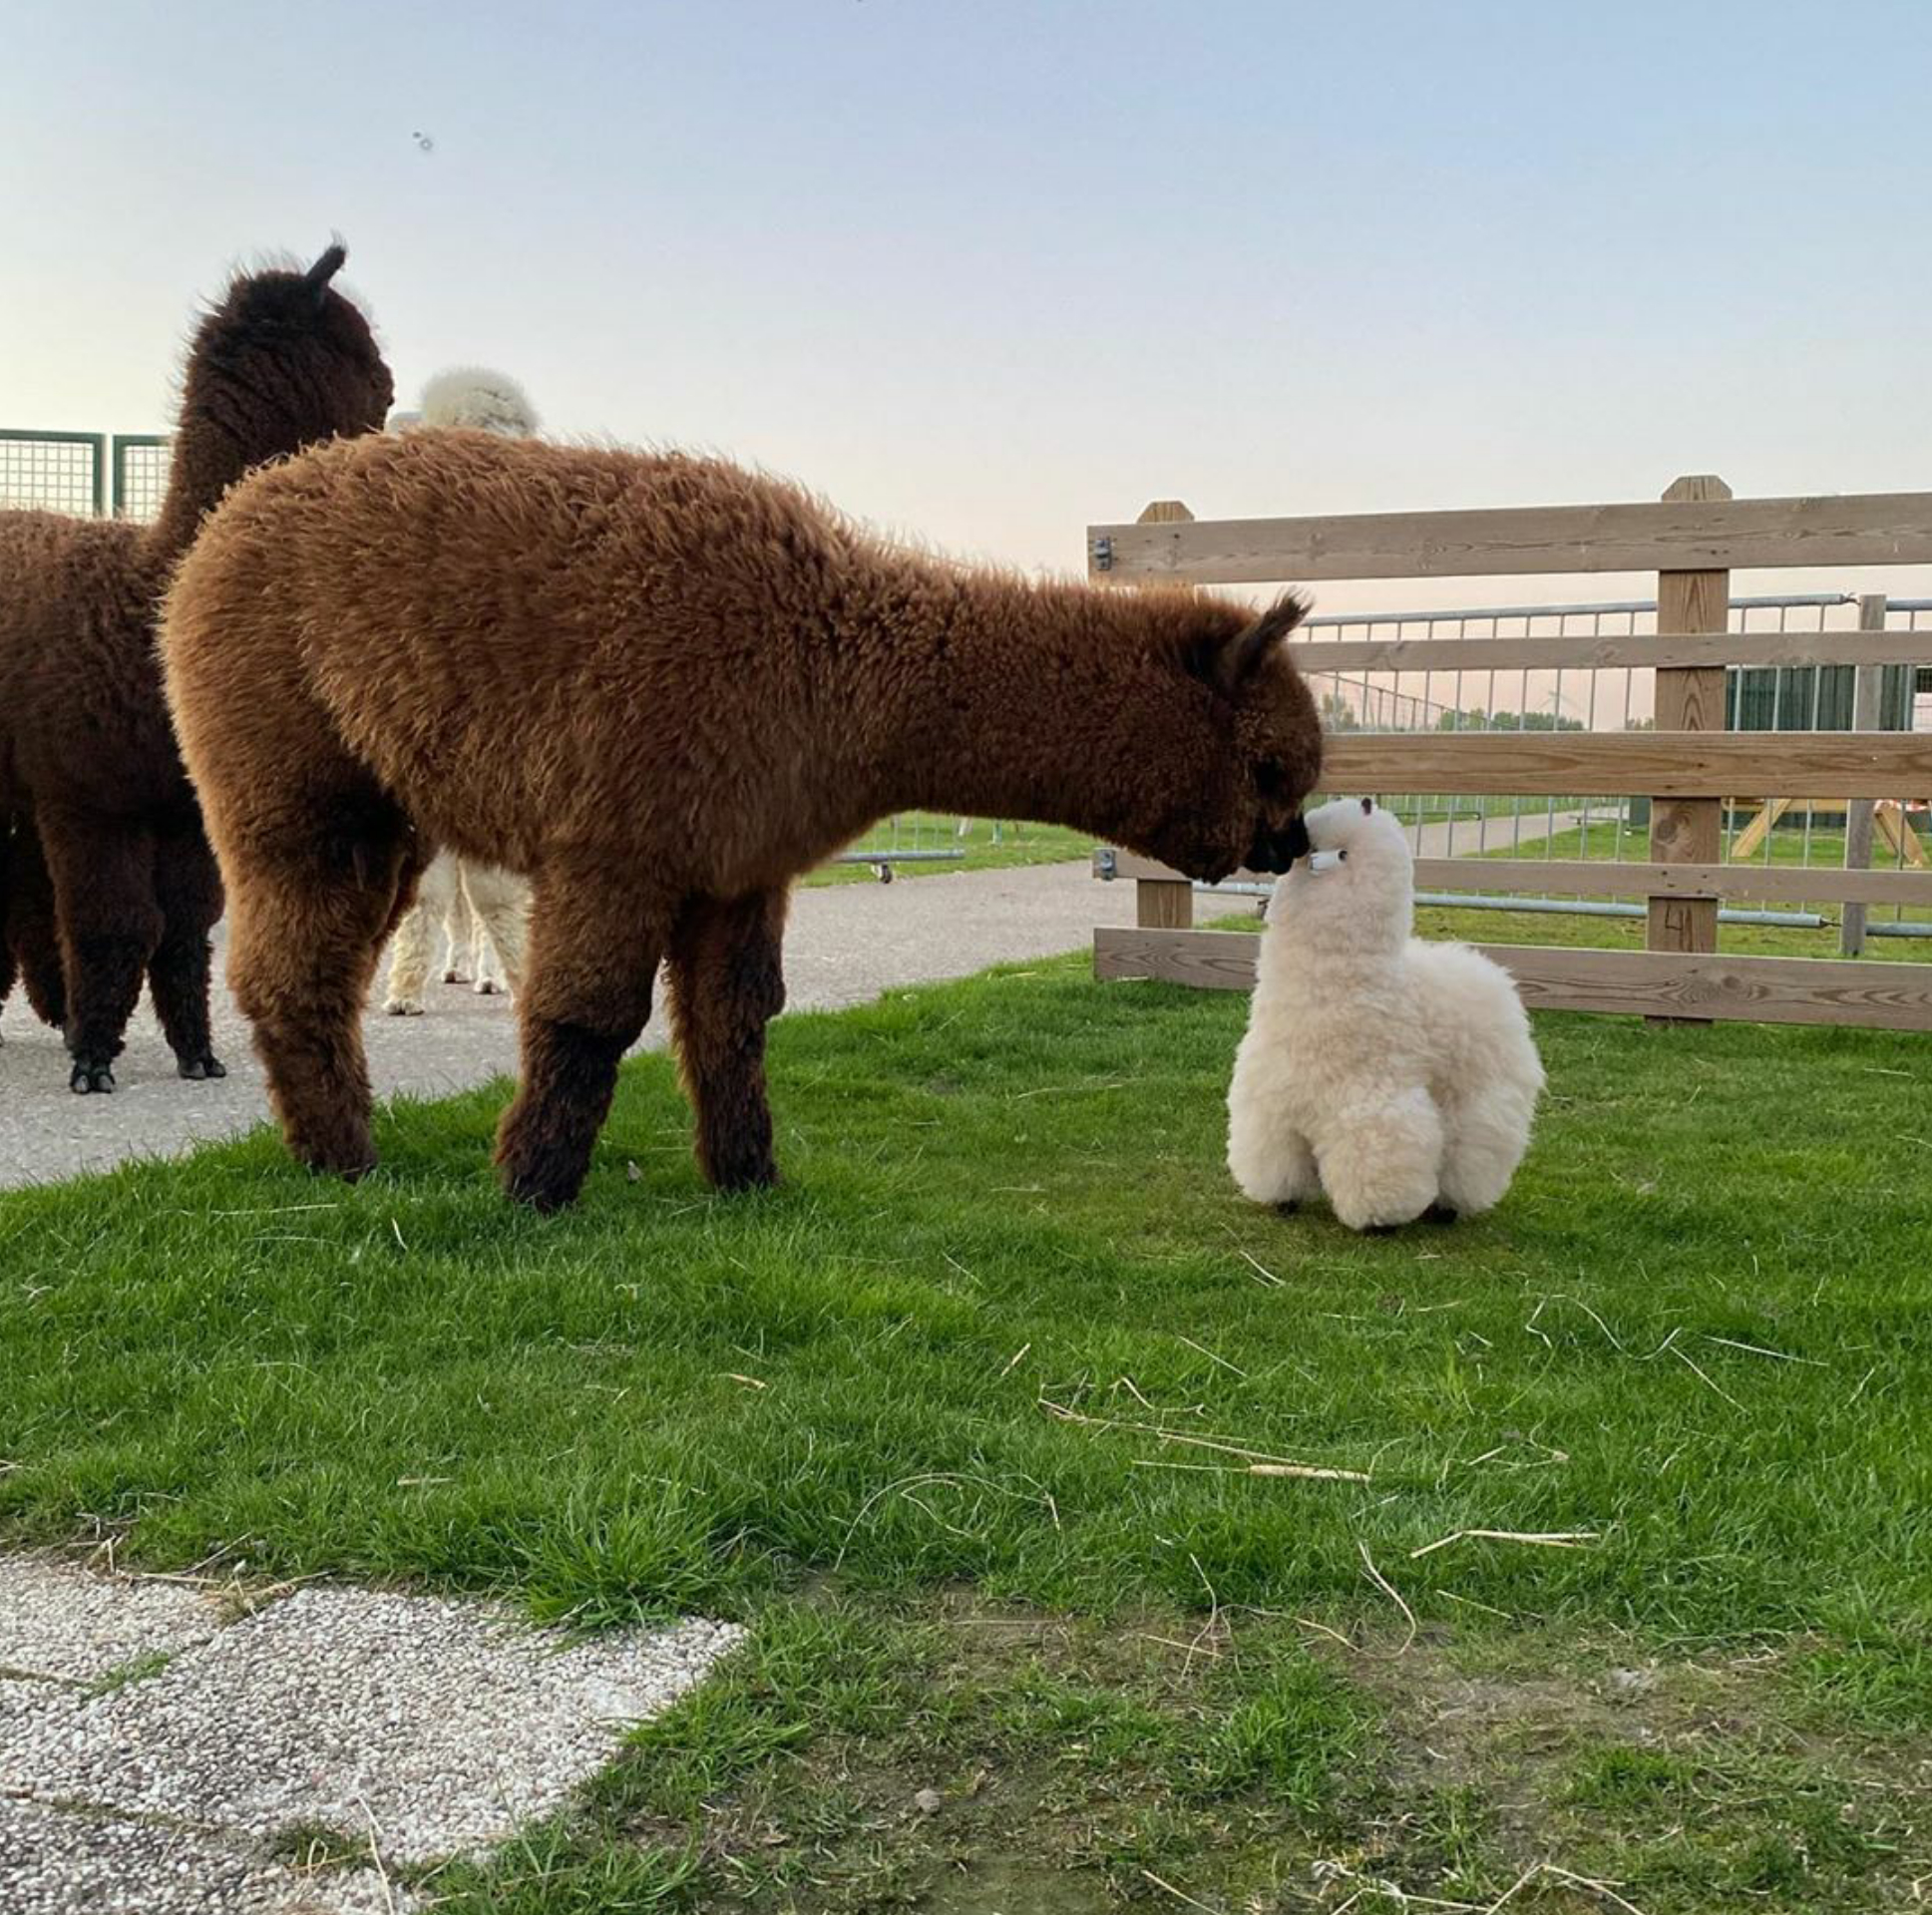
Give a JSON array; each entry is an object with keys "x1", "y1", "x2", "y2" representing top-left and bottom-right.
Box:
[
  {"x1": 0, "y1": 819, "x2": 1581, "y2": 1192},
  {"x1": 0, "y1": 862, "x2": 1132, "y2": 1191},
  {"x1": 0, "y1": 1558, "x2": 742, "y2": 1912}
]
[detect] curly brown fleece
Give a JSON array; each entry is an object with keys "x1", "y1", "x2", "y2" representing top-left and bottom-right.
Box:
[
  {"x1": 0, "y1": 245, "x2": 393, "y2": 1091},
  {"x1": 162, "y1": 431, "x2": 1323, "y2": 1210}
]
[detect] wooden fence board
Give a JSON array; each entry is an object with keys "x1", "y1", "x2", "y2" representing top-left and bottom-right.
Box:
[
  {"x1": 1318, "y1": 731, "x2": 1932, "y2": 798},
  {"x1": 1089, "y1": 491, "x2": 1932, "y2": 585},
  {"x1": 1092, "y1": 928, "x2": 1932, "y2": 1030}
]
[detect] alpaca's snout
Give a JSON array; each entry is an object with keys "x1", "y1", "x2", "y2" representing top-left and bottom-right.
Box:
[{"x1": 1248, "y1": 813, "x2": 1311, "y2": 873}]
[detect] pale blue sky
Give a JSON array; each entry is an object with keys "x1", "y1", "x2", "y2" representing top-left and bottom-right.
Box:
[{"x1": 5, "y1": 1, "x2": 1928, "y2": 600}]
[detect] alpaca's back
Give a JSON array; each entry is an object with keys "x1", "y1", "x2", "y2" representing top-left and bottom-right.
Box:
[
  {"x1": 0, "y1": 512, "x2": 175, "y2": 808},
  {"x1": 162, "y1": 430, "x2": 915, "y2": 888},
  {"x1": 1399, "y1": 939, "x2": 1543, "y2": 1112}
]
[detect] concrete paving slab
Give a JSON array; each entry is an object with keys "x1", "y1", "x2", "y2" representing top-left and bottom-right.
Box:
[
  {"x1": 0, "y1": 1794, "x2": 406, "y2": 1915},
  {"x1": 0, "y1": 1557, "x2": 223, "y2": 1685},
  {"x1": 0, "y1": 1585, "x2": 742, "y2": 1864}
]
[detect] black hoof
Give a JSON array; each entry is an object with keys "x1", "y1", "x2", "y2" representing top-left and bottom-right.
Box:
[
  {"x1": 1362, "y1": 1222, "x2": 1401, "y2": 1237},
  {"x1": 70, "y1": 1060, "x2": 116, "y2": 1094},
  {"x1": 1274, "y1": 1200, "x2": 1300, "y2": 1218},
  {"x1": 178, "y1": 1053, "x2": 227, "y2": 1081},
  {"x1": 476, "y1": 979, "x2": 500, "y2": 996},
  {"x1": 1424, "y1": 1203, "x2": 1459, "y2": 1226}
]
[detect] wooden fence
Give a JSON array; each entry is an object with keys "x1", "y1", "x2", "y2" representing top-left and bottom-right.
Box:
[{"x1": 1090, "y1": 477, "x2": 1932, "y2": 1031}]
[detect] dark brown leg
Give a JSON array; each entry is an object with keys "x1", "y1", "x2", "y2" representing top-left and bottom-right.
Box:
[
  {"x1": 665, "y1": 888, "x2": 789, "y2": 1192},
  {"x1": 147, "y1": 811, "x2": 227, "y2": 1079},
  {"x1": 7, "y1": 812, "x2": 69, "y2": 1030},
  {"x1": 494, "y1": 863, "x2": 666, "y2": 1213},
  {"x1": 41, "y1": 809, "x2": 162, "y2": 1093},
  {"x1": 225, "y1": 787, "x2": 413, "y2": 1177}
]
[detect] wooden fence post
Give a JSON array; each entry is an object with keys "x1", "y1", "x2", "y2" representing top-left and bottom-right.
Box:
[
  {"x1": 1129, "y1": 500, "x2": 1197, "y2": 931},
  {"x1": 1647, "y1": 474, "x2": 1731, "y2": 1021},
  {"x1": 1840, "y1": 592, "x2": 1889, "y2": 957}
]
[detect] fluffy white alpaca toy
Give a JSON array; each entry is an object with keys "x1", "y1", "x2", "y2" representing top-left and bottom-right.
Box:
[
  {"x1": 381, "y1": 368, "x2": 538, "y2": 1015},
  {"x1": 1227, "y1": 797, "x2": 1543, "y2": 1231}
]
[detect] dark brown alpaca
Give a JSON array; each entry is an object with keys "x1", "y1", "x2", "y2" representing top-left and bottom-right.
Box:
[
  {"x1": 0, "y1": 246, "x2": 393, "y2": 1090},
  {"x1": 162, "y1": 432, "x2": 1323, "y2": 1209}
]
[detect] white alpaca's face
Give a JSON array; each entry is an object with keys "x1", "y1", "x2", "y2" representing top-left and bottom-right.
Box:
[{"x1": 1264, "y1": 797, "x2": 1413, "y2": 931}]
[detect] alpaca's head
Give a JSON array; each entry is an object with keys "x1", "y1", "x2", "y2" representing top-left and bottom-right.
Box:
[
  {"x1": 410, "y1": 367, "x2": 541, "y2": 437},
  {"x1": 181, "y1": 243, "x2": 394, "y2": 461},
  {"x1": 1114, "y1": 591, "x2": 1322, "y2": 883},
  {"x1": 1265, "y1": 797, "x2": 1414, "y2": 951}
]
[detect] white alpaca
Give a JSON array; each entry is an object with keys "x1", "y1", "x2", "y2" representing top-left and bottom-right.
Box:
[
  {"x1": 380, "y1": 367, "x2": 538, "y2": 1016},
  {"x1": 1227, "y1": 797, "x2": 1543, "y2": 1231}
]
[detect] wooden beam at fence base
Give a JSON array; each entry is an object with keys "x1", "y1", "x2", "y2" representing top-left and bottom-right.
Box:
[
  {"x1": 1092, "y1": 928, "x2": 1932, "y2": 1031},
  {"x1": 1088, "y1": 489, "x2": 1932, "y2": 585},
  {"x1": 1316, "y1": 730, "x2": 1932, "y2": 798},
  {"x1": 1098, "y1": 846, "x2": 1932, "y2": 908},
  {"x1": 1285, "y1": 629, "x2": 1932, "y2": 674}
]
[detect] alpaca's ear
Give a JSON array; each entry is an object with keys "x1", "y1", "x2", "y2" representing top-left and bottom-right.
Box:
[
  {"x1": 303, "y1": 242, "x2": 348, "y2": 310},
  {"x1": 1360, "y1": 797, "x2": 1373, "y2": 815},
  {"x1": 1185, "y1": 592, "x2": 1310, "y2": 698}
]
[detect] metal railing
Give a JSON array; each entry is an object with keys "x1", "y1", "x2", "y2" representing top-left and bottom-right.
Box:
[
  {"x1": 1227, "y1": 590, "x2": 1930, "y2": 939},
  {"x1": 0, "y1": 428, "x2": 170, "y2": 520}
]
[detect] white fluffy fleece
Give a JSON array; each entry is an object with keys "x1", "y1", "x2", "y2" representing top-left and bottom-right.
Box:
[
  {"x1": 380, "y1": 368, "x2": 537, "y2": 1015},
  {"x1": 1227, "y1": 798, "x2": 1543, "y2": 1231},
  {"x1": 416, "y1": 365, "x2": 540, "y2": 436}
]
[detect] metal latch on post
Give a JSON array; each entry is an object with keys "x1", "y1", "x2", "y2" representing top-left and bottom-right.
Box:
[{"x1": 1091, "y1": 536, "x2": 1113, "y2": 573}]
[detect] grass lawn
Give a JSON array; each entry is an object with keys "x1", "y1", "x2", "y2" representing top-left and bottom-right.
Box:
[{"x1": 3, "y1": 958, "x2": 1929, "y2": 1909}]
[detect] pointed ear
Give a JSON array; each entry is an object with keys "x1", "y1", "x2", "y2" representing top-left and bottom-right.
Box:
[
  {"x1": 1184, "y1": 592, "x2": 1310, "y2": 699},
  {"x1": 303, "y1": 241, "x2": 348, "y2": 310}
]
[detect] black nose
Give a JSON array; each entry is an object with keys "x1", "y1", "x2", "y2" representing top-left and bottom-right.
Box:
[{"x1": 1247, "y1": 813, "x2": 1312, "y2": 874}]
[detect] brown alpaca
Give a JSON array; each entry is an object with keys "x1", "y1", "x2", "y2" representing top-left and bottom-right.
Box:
[
  {"x1": 0, "y1": 246, "x2": 393, "y2": 1091},
  {"x1": 161, "y1": 432, "x2": 1323, "y2": 1210}
]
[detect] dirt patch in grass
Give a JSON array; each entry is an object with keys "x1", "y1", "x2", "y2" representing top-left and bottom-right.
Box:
[{"x1": 1337, "y1": 1630, "x2": 1932, "y2": 1912}]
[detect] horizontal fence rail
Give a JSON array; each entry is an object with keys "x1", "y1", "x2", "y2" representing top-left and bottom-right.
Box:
[
  {"x1": 1091, "y1": 932, "x2": 1932, "y2": 1032},
  {"x1": 1320, "y1": 730, "x2": 1932, "y2": 798},
  {"x1": 1089, "y1": 490, "x2": 1932, "y2": 585}
]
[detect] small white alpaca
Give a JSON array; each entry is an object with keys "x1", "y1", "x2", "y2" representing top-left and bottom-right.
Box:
[
  {"x1": 380, "y1": 367, "x2": 538, "y2": 1016},
  {"x1": 1228, "y1": 797, "x2": 1543, "y2": 1231}
]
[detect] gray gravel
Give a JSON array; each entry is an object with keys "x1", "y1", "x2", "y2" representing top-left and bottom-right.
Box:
[
  {"x1": 1, "y1": 1583, "x2": 742, "y2": 1864},
  {"x1": 0, "y1": 1795, "x2": 405, "y2": 1915},
  {"x1": 0, "y1": 862, "x2": 1126, "y2": 1190},
  {"x1": 0, "y1": 1559, "x2": 743, "y2": 1909},
  {"x1": 0, "y1": 1558, "x2": 222, "y2": 1685}
]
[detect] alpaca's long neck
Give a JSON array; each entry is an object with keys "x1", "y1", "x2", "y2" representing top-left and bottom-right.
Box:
[
  {"x1": 855, "y1": 569, "x2": 1153, "y2": 837},
  {"x1": 143, "y1": 415, "x2": 259, "y2": 567}
]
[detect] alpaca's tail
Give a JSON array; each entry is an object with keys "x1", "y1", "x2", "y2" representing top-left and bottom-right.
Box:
[{"x1": 410, "y1": 366, "x2": 540, "y2": 438}]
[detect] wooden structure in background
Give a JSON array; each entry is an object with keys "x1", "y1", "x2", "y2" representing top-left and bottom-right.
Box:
[{"x1": 1088, "y1": 478, "x2": 1932, "y2": 1030}]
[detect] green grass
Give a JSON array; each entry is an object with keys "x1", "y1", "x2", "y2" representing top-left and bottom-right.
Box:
[
  {"x1": 806, "y1": 814, "x2": 1090, "y2": 887},
  {"x1": 3, "y1": 958, "x2": 1929, "y2": 1907}
]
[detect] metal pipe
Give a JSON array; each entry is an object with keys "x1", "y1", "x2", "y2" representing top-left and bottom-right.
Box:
[
  {"x1": 832, "y1": 849, "x2": 965, "y2": 864},
  {"x1": 1197, "y1": 880, "x2": 1826, "y2": 930},
  {"x1": 1866, "y1": 921, "x2": 1932, "y2": 940},
  {"x1": 1303, "y1": 591, "x2": 1854, "y2": 628}
]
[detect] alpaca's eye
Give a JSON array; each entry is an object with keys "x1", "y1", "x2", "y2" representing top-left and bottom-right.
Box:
[
  {"x1": 1253, "y1": 762, "x2": 1285, "y2": 798},
  {"x1": 1338, "y1": 849, "x2": 1348, "y2": 862}
]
